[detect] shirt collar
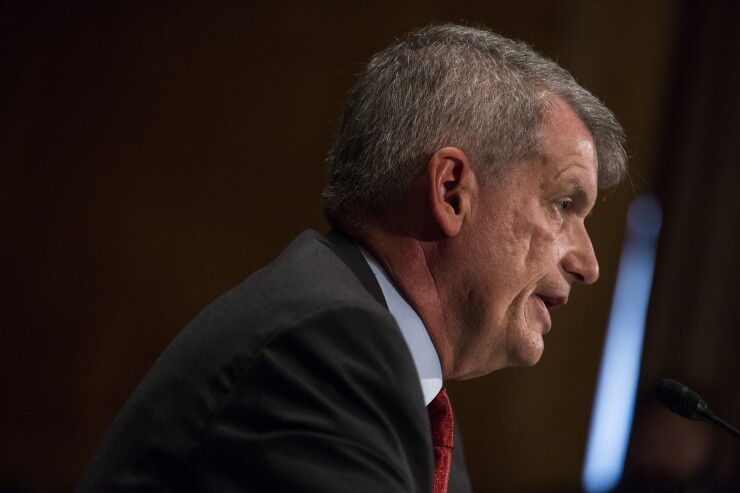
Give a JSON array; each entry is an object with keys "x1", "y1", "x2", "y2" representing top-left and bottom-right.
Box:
[{"x1": 359, "y1": 248, "x2": 443, "y2": 405}]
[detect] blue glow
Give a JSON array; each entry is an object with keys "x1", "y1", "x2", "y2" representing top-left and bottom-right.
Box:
[{"x1": 582, "y1": 195, "x2": 662, "y2": 493}]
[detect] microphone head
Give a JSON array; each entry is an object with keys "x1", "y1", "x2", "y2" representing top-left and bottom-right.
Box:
[{"x1": 655, "y1": 378, "x2": 704, "y2": 420}]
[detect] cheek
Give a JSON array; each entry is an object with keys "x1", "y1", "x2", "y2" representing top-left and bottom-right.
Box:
[
  {"x1": 495, "y1": 210, "x2": 534, "y2": 259},
  {"x1": 522, "y1": 221, "x2": 559, "y2": 268}
]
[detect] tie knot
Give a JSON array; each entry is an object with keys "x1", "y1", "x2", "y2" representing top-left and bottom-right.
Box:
[{"x1": 428, "y1": 388, "x2": 454, "y2": 449}]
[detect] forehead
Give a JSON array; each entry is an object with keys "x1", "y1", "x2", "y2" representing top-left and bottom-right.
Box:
[
  {"x1": 537, "y1": 98, "x2": 598, "y2": 191},
  {"x1": 476, "y1": 96, "x2": 598, "y2": 209}
]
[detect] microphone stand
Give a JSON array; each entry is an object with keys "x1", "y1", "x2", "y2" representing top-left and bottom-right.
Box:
[{"x1": 699, "y1": 407, "x2": 740, "y2": 441}]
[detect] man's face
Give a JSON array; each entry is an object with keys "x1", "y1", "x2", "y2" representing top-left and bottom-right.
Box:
[{"x1": 447, "y1": 97, "x2": 600, "y2": 378}]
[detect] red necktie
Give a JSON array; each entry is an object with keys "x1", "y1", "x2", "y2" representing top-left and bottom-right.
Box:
[{"x1": 428, "y1": 388, "x2": 454, "y2": 493}]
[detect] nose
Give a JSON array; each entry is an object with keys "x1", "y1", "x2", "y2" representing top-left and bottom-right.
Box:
[{"x1": 562, "y1": 225, "x2": 599, "y2": 285}]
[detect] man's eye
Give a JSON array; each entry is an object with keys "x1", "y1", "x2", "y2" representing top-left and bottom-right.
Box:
[{"x1": 555, "y1": 200, "x2": 572, "y2": 213}]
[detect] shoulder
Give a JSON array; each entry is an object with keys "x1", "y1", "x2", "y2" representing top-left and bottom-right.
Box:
[
  {"x1": 177, "y1": 231, "x2": 431, "y2": 490},
  {"x1": 177, "y1": 229, "x2": 395, "y2": 360},
  {"x1": 79, "y1": 230, "x2": 431, "y2": 491},
  {"x1": 191, "y1": 299, "x2": 431, "y2": 491},
  {"x1": 210, "y1": 229, "x2": 381, "y2": 318}
]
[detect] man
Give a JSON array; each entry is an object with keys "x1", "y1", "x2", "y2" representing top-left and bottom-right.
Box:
[{"x1": 78, "y1": 23, "x2": 626, "y2": 492}]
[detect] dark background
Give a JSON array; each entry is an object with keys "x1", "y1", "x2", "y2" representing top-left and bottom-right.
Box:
[{"x1": 1, "y1": 1, "x2": 738, "y2": 491}]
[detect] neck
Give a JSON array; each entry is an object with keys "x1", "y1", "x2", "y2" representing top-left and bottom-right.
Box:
[{"x1": 358, "y1": 224, "x2": 457, "y2": 379}]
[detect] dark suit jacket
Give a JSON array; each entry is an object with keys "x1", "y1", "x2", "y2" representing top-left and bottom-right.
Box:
[{"x1": 77, "y1": 229, "x2": 472, "y2": 492}]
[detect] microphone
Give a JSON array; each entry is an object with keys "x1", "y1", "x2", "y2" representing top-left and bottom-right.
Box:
[{"x1": 655, "y1": 378, "x2": 740, "y2": 441}]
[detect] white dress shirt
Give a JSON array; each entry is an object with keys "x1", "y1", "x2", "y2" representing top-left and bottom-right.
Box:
[{"x1": 360, "y1": 248, "x2": 443, "y2": 406}]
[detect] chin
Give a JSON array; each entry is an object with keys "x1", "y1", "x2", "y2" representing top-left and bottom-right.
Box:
[{"x1": 509, "y1": 337, "x2": 545, "y2": 367}]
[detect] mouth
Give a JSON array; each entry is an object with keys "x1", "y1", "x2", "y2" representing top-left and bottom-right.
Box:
[{"x1": 533, "y1": 293, "x2": 567, "y2": 311}]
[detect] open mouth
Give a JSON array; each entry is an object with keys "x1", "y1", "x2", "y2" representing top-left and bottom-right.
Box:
[{"x1": 534, "y1": 293, "x2": 566, "y2": 310}]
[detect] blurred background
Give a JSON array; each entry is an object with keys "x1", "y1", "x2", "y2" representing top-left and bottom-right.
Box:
[{"x1": 1, "y1": 0, "x2": 738, "y2": 491}]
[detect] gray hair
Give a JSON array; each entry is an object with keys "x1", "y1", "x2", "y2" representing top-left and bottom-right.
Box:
[{"x1": 323, "y1": 23, "x2": 627, "y2": 226}]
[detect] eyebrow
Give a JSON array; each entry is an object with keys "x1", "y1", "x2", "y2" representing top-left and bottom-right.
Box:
[{"x1": 564, "y1": 178, "x2": 595, "y2": 214}]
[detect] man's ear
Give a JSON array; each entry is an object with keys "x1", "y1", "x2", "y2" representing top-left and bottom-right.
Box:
[{"x1": 427, "y1": 147, "x2": 475, "y2": 238}]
